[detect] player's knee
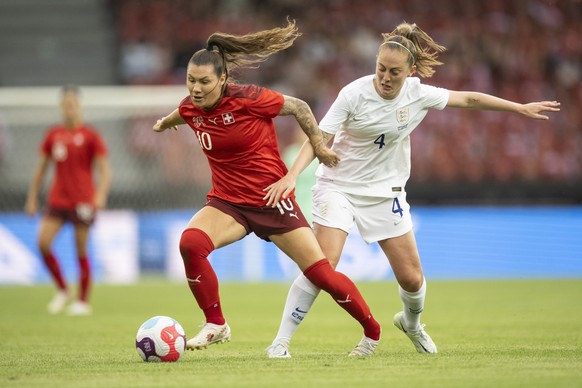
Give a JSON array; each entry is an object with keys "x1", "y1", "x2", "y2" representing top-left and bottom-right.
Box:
[
  {"x1": 37, "y1": 238, "x2": 52, "y2": 256},
  {"x1": 399, "y1": 272, "x2": 424, "y2": 292},
  {"x1": 179, "y1": 228, "x2": 215, "y2": 262},
  {"x1": 327, "y1": 256, "x2": 340, "y2": 269}
]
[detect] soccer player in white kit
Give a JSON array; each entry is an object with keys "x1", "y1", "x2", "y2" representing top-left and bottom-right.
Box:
[{"x1": 263, "y1": 22, "x2": 560, "y2": 358}]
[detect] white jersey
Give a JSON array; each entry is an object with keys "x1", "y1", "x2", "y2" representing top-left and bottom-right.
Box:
[{"x1": 317, "y1": 75, "x2": 449, "y2": 197}]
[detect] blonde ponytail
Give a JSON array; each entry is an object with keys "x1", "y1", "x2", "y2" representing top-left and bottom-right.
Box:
[{"x1": 380, "y1": 22, "x2": 445, "y2": 77}]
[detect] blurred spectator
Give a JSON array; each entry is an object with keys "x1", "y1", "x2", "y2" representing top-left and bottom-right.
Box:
[
  {"x1": 109, "y1": 0, "x2": 582, "y2": 186},
  {"x1": 119, "y1": 38, "x2": 172, "y2": 84}
]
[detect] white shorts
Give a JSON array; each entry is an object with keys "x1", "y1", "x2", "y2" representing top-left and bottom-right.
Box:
[{"x1": 312, "y1": 185, "x2": 413, "y2": 244}]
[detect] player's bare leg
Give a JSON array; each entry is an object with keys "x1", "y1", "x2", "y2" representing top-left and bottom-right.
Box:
[{"x1": 38, "y1": 216, "x2": 70, "y2": 314}]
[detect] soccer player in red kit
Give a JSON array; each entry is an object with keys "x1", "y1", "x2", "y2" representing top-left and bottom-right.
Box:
[
  {"x1": 25, "y1": 85, "x2": 111, "y2": 316},
  {"x1": 153, "y1": 20, "x2": 381, "y2": 357}
]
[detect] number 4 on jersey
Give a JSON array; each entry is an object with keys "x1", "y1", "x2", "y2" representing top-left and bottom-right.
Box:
[{"x1": 374, "y1": 134, "x2": 386, "y2": 149}]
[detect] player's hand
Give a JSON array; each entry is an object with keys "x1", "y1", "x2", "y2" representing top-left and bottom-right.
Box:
[
  {"x1": 314, "y1": 145, "x2": 340, "y2": 167},
  {"x1": 93, "y1": 192, "x2": 107, "y2": 210},
  {"x1": 521, "y1": 101, "x2": 560, "y2": 120},
  {"x1": 153, "y1": 117, "x2": 178, "y2": 132},
  {"x1": 24, "y1": 198, "x2": 38, "y2": 216},
  {"x1": 263, "y1": 174, "x2": 297, "y2": 207}
]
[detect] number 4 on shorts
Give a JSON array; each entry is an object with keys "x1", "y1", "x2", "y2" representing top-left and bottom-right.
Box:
[{"x1": 392, "y1": 197, "x2": 403, "y2": 217}]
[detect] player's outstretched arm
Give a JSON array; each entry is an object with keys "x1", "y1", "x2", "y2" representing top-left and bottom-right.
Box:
[
  {"x1": 153, "y1": 109, "x2": 187, "y2": 132},
  {"x1": 447, "y1": 91, "x2": 560, "y2": 120},
  {"x1": 279, "y1": 95, "x2": 339, "y2": 167}
]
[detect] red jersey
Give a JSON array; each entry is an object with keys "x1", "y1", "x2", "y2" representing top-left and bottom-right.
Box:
[
  {"x1": 179, "y1": 84, "x2": 292, "y2": 206},
  {"x1": 40, "y1": 125, "x2": 107, "y2": 209}
]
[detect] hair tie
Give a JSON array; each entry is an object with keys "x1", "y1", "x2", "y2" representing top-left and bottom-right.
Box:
[
  {"x1": 205, "y1": 44, "x2": 228, "y2": 78},
  {"x1": 383, "y1": 41, "x2": 415, "y2": 65}
]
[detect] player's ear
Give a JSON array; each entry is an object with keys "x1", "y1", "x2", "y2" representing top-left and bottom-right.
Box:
[{"x1": 409, "y1": 64, "x2": 417, "y2": 76}]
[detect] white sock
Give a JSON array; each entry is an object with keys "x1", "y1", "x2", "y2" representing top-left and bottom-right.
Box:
[
  {"x1": 272, "y1": 274, "x2": 321, "y2": 346},
  {"x1": 398, "y1": 277, "x2": 427, "y2": 331}
]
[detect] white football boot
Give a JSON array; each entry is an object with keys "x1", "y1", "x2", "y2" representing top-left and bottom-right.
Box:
[
  {"x1": 66, "y1": 300, "x2": 92, "y2": 316},
  {"x1": 266, "y1": 340, "x2": 291, "y2": 358},
  {"x1": 187, "y1": 322, "x2": 231, "y2": 350},
  {"x1": 47, "y1": 291, "x2": 70, "y2": 314},
  {"x1": 393, "y1": 311, "x2": 437, "y2": 354},
  {"x1": 348, "y1": 335, "x2": 380, "y2": 357}
]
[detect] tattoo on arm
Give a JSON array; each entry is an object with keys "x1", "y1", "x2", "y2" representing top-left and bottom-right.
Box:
[
  {"x1": 280, "y1": 96, "x2": 325, "y2": 148},
  {"x1": 467, "y1": 97, "x2": 480, "y2": 107}
]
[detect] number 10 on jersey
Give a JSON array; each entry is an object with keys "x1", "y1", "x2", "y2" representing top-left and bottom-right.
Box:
[{"x1": 196, "y1": 130, "x2": 212, "y2": 150}]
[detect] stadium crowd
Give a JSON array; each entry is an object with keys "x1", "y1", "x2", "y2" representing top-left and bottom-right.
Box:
[{"x1": 110, "y1": 0, "x2": 581, "y2": 186}]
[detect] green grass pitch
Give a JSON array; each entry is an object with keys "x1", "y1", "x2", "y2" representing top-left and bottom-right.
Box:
[{"x1": 1, "y1": 279, "x2": 581, "y2": 387}]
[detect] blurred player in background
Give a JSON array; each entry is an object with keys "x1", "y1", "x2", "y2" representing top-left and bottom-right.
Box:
[
  {"x1": 25, "y1": 85, "x2": 111, "y2": 316},
  {"x1": 264, "y1": 22, "x2": 560, "y2": 357},
  {"x1": 153, "y1": 20, "x2": 381, "y2": 357}
]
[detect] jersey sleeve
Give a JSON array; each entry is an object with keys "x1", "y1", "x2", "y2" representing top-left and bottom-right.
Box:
[
  {"x1": 177, "y1": 95, "x2": 192, "y2": 119},
  {"x1": 93, "y1": 132, "x2": 108, "y2": 156},
  {"x1": 421, "y1": 84, "x2": 449, "y2": 110},
  {"x1": 246, "y1": 88, "x2": 284, "y2": 118},
  {"x1": 40, "y1": 129, "x2": 53, "y2": 155},
  {"x1": 319, "y1": 90, "x2": 351, "y2": 135}
]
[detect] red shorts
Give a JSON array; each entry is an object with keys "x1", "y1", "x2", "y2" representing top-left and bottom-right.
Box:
[
  {"x1": 45, "y1": 204, "x2": 96, "y2": 226},
  {"x1": 206, "y1": 197, "x2": 310, "y2": 241}
]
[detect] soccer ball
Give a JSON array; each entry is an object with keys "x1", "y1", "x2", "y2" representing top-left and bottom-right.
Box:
[{"x1": 135, "y1": 316, "x2": 187, "y2": 362}]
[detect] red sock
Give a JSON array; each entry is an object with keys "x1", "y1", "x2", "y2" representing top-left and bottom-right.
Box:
[
  {"x1": 180, "y1": 228, "x2": 225, "y2": 325},
  {"x1": 42, "y1": 252, "x2": 67, "y2": 291},
  {"x1": 303, "y1": 259, "x2": 381, "y2": 340},
  {"x1": 78, "y1": 255, "x2": 91, "y2": 302}
]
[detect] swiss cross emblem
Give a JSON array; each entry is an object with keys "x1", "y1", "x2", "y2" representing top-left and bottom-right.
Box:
[
  {"x1": 222, "y1": 112, "x2": 235, "y2": 125},
  {"x1": 73, "y1": 133, "x2": 85, "y2": 146}
]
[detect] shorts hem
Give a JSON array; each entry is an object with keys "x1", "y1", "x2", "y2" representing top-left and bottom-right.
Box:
[{"x1": 362, "y1": 224, "x2": 413, "y2": 244}]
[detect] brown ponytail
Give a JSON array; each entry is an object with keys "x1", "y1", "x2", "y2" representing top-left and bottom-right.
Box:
[{"x1": 189, "y1": 19, "x2": 300, "y2": 81}]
